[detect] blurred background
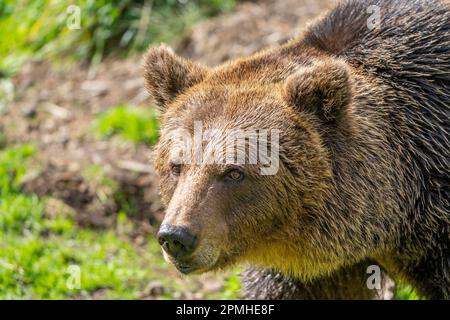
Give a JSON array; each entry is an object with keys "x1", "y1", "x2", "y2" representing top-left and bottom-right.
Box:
[{"x1": 0, "y1": 0, "x2": 419, "y2": 299}]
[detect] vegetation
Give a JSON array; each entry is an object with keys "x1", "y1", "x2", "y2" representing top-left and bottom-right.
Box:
[
  {"x1": 0, "y1": 144, "x2": 240, "y2": 299},
  {"x1": 395, "y1": 284, "x2": 420, "y2": 300},
  {"x1": 95, "y1": 104, "x2": 159, "y2": 145},
  {"x1": 0, "y1": 0, "x2": 235, "y2": 73}
]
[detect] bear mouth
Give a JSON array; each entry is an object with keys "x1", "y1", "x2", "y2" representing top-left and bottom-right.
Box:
[
  {"x1": 175, "y1": 263, "x2": 197, "y2": 274},
  {"x1": 174, "y1": 261, "x2": 216, "y2": 275},
  {"x1": 173, "y1": 257, "x2": 222, "y2": 275},
  {"x1": 163, "y1": 244, "x2": 224, "y2": 275}
]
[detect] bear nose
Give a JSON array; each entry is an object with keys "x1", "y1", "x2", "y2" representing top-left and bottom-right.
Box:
[{"x1": 157, "y1": 225, "x2": 198, "y2": 259}]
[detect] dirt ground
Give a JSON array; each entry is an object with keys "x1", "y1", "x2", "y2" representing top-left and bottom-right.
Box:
[
  {"x1": 0, "y1": 0, "x2": 335, "y2": 297},
  {"x1": 179, "y1": 0, "x2": 334, "y2": 65}
]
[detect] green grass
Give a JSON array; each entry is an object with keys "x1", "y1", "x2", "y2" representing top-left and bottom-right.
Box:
[
  {"x1": 395, "y1": 283, "x2": 421, "y2": 300},
  {"x1": 0, "y1": 0, "x2": 236, "y2": 74},
  {"x1": 210, "y1": 273, "x2": 241, "y2": 300},
  {"x1": 0, "y1": 145, "x2": 150, "y2": 299},
  {"x1": 95, "y1": 104, "x2": 160, "y2": 145},
  {"x1": 0, "y1": 144, "x2": 242, "y2": 299}
]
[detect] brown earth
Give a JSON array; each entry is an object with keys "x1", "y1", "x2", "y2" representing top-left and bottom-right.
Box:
[{"x1": 178, "y1": 0, "x2": 334, "y2": 65}]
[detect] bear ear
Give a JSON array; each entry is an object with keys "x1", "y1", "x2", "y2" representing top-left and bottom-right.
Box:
[
  {"x1": 283, "y1": 59, "x2": 353, "y2": 122},
  {"x1": 143, "y1": 44, "x2": 208, "y2": 110}
]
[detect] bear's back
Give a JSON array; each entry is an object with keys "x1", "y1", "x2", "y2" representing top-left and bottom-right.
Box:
[{"x1": 303, "y1": 0, "x2": 449, "y2": 221}]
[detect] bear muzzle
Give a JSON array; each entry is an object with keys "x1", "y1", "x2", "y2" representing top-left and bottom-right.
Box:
[{"x1": 158, "y1": 224, "x2": 198, "y2": 259}]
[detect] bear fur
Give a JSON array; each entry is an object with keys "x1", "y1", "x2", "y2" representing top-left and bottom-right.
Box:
[{"x1": 144, "y1": 0, "x2": 449, "y2": 299}]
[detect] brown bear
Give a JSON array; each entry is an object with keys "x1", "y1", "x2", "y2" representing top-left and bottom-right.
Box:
[{"x1": 143, "y1": 0, "x2": 449, "y2": 299}]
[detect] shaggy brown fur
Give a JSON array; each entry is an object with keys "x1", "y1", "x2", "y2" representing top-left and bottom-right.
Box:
[
  {"x1": 143, "y1": 0, "x2": 449, "y2": 299},
  {"x1": 242, "y1": 259, "x2": 396, "y2": 299}
]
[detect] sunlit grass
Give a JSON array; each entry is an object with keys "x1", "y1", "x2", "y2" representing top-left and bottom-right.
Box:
[
  {"x1": 0, "y1": 0, "x2": 236, "y2": 73},
  {"x1": 395, "y1": 283, "x2": 421, "y2": 300},
  {"x1": 0, "y1": 145, "x2": 152, "y2": 299},
  {"x1": 95, "y1": 105, "x2": 159, "y2": 145},
  {"x1": 0, "y1": 144, "x2": 242, "y2": 299}
]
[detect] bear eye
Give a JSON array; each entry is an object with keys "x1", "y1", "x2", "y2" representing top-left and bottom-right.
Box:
[
  {"x1": 170, "y1": 163, "x2": 182, "y2": 176},
  {"x1": 225, "y1": 169, "x2": 244, "y2": 182}
]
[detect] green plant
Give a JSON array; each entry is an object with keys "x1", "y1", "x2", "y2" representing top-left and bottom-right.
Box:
[
  {"x1": 0, "y1": 0, "x2": 236, "y2": 73},
  {"x1": 0, "y1": 144, "x2": 241, "y2": 299},
  {"x1": 95, "y1": 104, "x2": 160, "y2": 145},
  {"x1": 0, "y1": 145, "x2": 152, "y2": 299},
  {"x1": 0, "y1": 144, "x2": 35, "y2": 195},
  {"x1": 396, "y1": 283, "x2": 421, "y2": 300}
]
